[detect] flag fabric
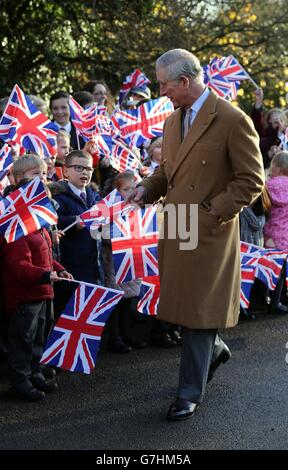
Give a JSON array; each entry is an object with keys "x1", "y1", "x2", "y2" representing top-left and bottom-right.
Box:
[
  {"x1": 0, "y1": 144, "x2": 14, "y2": 181},
  {"x1": 80, "y1": 189, "x2": 128, "y2": 229},
  {"x1": 111, "y1": 206, "x2": 159, "y2": 283},
  {"x1": 90, "y1": 134, "x2": 113, "y2": 160},
  {"x1": 69, "y1": 96, "x2": 112, "y2": 139},
  {"x1": 203, "y1": 56, "x2": 249, "y2": 100},
  {"x1": 0, "y1": 84, "x2": 58, "y2": 157},
  {"x1": 240, "y1": 241, "x2": 288, "y2": 291},
  {"x1": 40, "y1": 283, "x2": 124, "y2": 374},
  {"x1": 111, "y1": 97, "x2": 174, "y2": 148},
  {"x1": 109, "y1": 140, "x2": 141, "y2": 173},
  {"x1": 240, "y1": 266, "x2": 256, "y2": 308},
  {"x1": 0, "y1": 177, "x2": 58, "y2": 243},
  {"x1": 119, "y1": 69, "x2": 151, "y2": 105},
  {"x1": 255, "y1": 251, "x2": 286, "y2": 290},
  {"x1": 137, "y1": 275, "x2": 160, "y2": 316}
]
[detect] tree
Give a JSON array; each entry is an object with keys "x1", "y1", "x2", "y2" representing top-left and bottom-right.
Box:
[{"x1": 0, "y1": 0, "x2": 287, "y2": 112}]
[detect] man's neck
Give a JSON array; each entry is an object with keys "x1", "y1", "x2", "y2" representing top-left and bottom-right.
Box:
[{"x1": 186, "y1": 83, "x2": 206, "y2": 107}]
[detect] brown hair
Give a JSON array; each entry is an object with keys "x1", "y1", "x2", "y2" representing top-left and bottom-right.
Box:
[
  {"x1": 83, "y1": 80, "x2": 115, "y2": 114},
  {"x1": 64, "y1": 150, "x2": 92, "y2": 167},
  {"x1": 113, "y1": 171, "x2": 135, "y2": 191}
]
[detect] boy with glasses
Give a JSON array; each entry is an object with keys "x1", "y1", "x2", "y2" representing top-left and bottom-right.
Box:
[{"x1": 50, "y1": 150, "x2": 104, "y2": 317}]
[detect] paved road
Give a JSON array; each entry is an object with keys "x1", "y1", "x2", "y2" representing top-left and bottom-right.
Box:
[{"x1": 0, "y1": 312, "x2": 288, "y2": 451}]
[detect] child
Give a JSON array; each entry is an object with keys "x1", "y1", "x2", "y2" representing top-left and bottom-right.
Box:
[
  {"x1": 264, "y1": 151, "x2": 288, "y2": 314},
  {"x1": 50, "y1": 91, "x2": 85, "y2": 150},
  {"x1": 264, "y1": 151, "x2": 288, "y2": 249},
  {"x1": 102, "y1": 172, "x2": 147, "y2": 352},
  {"x1": 50, "y1": 150, "x2": 104, "y2": 316},
  {"x1": 1, "y1": 155, "x2": 73, "y2": 401},
  {"x1": 140, "y1": 137, "x2": 162, "y2": 177},
  {"x1": 54, "y1": 129, "x2": 71, "y2": 181}
]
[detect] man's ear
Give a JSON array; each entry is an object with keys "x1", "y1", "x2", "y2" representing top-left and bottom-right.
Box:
[{"x1": 179, "y1": 75, "x2": 190, "y2": 89}]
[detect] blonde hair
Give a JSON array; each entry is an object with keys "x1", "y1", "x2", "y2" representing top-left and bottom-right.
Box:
[
  {"x1": 56, "y1": 129, "x2": 71, "y2": 143},
  {"x1": 13, "y1": 154, "x2": 47, "y2": 180},
  {"x1": 271, "y1": 151, "x2": 288, "y2": 175},
  {"x1": 266, "y1": 108, "x2": 288, "y2": 127},
  {"x1": 147, "y1": 137, "x2": 162, "y2": 159}
]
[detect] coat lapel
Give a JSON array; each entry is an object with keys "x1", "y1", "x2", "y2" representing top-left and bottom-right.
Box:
[
  {"x1": 169, "y1": 91, "x2": 218, "y2": 183},
  {"x1": 165, "y1": 108, "x2": 182, "y2": 167}
]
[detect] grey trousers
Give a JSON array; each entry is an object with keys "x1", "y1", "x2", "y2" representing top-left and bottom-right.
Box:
[
  {"x1": 177, "y1": 328, "x2": 224, "y2": 403},
  {"x1": 7, "y1": 301, "x2": 47, "y2": 387}
]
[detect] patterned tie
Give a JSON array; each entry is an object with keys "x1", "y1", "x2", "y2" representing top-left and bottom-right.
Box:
[
  {"x1": 183, "y1": 108, "x2": 193, "y2": 138},
  {"x1": 80, "y1": 191, "x2": 87, "y2": 203}
]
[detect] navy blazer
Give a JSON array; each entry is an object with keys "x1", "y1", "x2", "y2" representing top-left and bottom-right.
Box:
[{"x1": 51, "y1": 181, "x2": 104, "y2": 284}]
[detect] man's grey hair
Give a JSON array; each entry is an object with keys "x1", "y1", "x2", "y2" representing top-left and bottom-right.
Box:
[{"x1": 156, "y1": 49, "x2": 203, "y2": 84}]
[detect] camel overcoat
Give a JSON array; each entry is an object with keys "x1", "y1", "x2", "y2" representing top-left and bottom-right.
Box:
[{"x1": 140, "y1": 91, "x2": 265, "y2": 329}]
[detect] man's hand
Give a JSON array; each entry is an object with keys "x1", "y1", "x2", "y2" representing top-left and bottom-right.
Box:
[{"x1": 126, "y1": 186, "x2": 147, "y2": 208}]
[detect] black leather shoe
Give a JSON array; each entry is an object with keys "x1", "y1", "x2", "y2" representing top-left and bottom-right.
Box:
[
  {"x1": 169, "y1": 330, "x2": 183, "y2": 345},
  {"x1": 167, "y1": 398, "x2": 198, "y2": 421},
  {"x1": 269, "y1": 302, "x2": 288, "y2": 314},
  {"x1": 151, "y1": 333, "x2": 177, "y2": 348},
  {"x1": 31, "y1": 376, "x2": 58, "y2": 393},
  {"x1": 110, "y1": 340, "x2": 132, "y2": 354},
  {"x1": 10, "y1": 385, "x2": 45, "y2": 402},
  {"x1": 40, "y1": 365, "x2": 57, "y2": 379},
  {"x1": 207, "y1": 344, "x2": 231, "y2": 383},
  {"x1": 123, "y1": 337, "x2": 148, "y2": 349}
]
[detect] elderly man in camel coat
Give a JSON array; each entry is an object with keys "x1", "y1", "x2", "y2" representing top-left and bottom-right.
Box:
[{"x1": 130, "y1": 49, "x2": 265, "y2": 421}]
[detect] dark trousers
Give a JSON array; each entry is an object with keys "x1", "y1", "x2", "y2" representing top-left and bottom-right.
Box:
[
  {"x1": 6, "y1": 301, "x2": 47, "y2": 387},
  {"x1": 106, "y1": 298, "x2": 133, "y2": 343},
  {"x1": 270, "y1": 263, "x2": 286, "y2": 307},
  {"x1": 177, "y1": 328, "x2": 220, "y2": 403}
]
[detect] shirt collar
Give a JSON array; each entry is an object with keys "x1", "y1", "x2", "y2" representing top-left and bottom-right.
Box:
[
  {"x1": 68, "y1": 182, "x2": 86, "y2": 198},
  {"x1": 55, "y1": 121, "x2": 72, "y2": 134},
  {"x1": 190, "y1": 87, "x2": 210, "y2": 116}
]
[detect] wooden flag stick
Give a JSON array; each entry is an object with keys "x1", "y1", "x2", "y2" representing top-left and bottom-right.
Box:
[
  {"x1": 55, "y1": 277, "x2": 99, "y2": 288},
  {"x1": 62, "y1": 217, "x2": 81, "y2": 233},
  {"x1": 235, "y1": 57, "x2": 259, "y2": 89}
]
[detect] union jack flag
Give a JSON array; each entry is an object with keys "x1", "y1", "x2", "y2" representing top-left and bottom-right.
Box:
[
  {"x1": 255, "y1": 251, "x2": 286, "y2": 290},
  {"x1": 0, "y1": 177, "x2": 58, "y2": 243},
  {"x1": 40, "y1": 283, "x2": 124, "y2": 374},
  {"x1": 110, "y1": 140, "x2": 141, "y2": 173},
  {"x1": 111, "y1": 206, "x2": 159, "y2": 283},
  {"x1": 0, "y1": 84, "x2": 58, "y2": 157},
  {"x1": 203, "y1": 56, "x2": 249, "y2": 100},
  {"x1": 111, "y1": 97, "x2": 174, "y2": 148},
  {"x1": 119, "y1": 69, "x2": 151, "y2": 105},
  {"x1": 80, "y1": 189, "x2": 128, "y2": 229},
  {"x1": 240, "y1": 241, "x2": 262, "y2": 254},
  {"x1": 240, "y1": 241, "x2": 287, "y2": 290},
  {"x1": 240, "y1": 266, "x2": 256, "y2": 308},
  {"x1": 216, "y1": 55, "x2": 250, "y2": 82},
  {"x1": 69, "y1": 96, "x2": 112, "y2": 140},
  {"x1": 137, "y1": 275, "x2": 160, "y2": 316},
  {"x1": 0, "y1": 144, "x2": 14, "y2": 181}
]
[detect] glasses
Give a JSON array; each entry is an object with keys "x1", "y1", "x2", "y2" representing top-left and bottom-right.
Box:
[{"x1": 67, "y1": 165, "x2": 93, "y2": 173}]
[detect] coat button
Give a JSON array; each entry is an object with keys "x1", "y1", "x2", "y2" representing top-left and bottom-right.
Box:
[
  {"x1": 189, "y1": 184, "x2": 195, "y2": 191},
  {"x1": 168, "y1": 184, "x2": 173, "y2": 190},
  {"x1": 201, "y1": 160, "x2": 206, "y2": 165}
]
